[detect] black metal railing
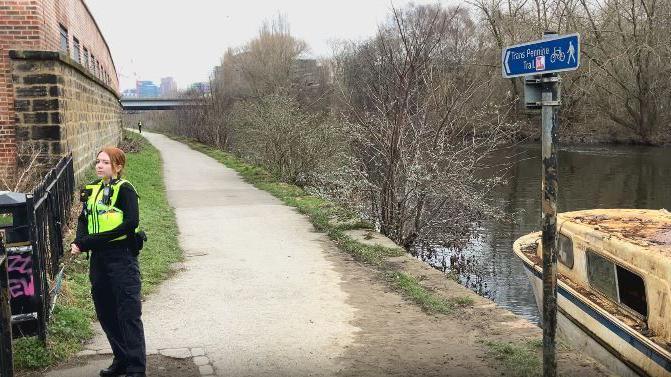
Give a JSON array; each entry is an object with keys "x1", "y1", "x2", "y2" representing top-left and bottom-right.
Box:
[
  {"x1": 0, "y1": 153, "x2": 75, "y2": 374},
  {"x1": 25, "y1": 153, "x2": 74, "y2": 342}
]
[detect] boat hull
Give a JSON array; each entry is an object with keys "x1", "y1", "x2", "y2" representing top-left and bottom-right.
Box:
[
  {"x1": 519, "y1": 257, "x2": 671, "y2": 377},
  {"x1": 523, "y1": 267, "x2": 639, "y2": 376}
]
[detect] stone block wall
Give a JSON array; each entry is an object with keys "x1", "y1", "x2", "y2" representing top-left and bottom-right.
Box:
[{"x1": 10, "y1": 51, "x2": 121, "y2": 182}]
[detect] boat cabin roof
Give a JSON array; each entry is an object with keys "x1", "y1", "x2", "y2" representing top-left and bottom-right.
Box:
[
  {"x1": 558, "y1": 209, "x2": 671, "y2": 261},
  {"x1": 559, "y1": 209, "x2": 671, "y2": 250}
]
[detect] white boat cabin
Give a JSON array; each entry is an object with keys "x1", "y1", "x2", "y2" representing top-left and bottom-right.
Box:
[{"x1": 532, "y1": 209, "x2": 671, "y2": 350}]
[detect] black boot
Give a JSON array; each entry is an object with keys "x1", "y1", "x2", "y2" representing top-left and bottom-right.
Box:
[
  {"x1": 125, "y1": 373, "x2": 146, "y2": 377},
  {"x1": 99, "y1": 361, "x2": 126, "y2": 377}
]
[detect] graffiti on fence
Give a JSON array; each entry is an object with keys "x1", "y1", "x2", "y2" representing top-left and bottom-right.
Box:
[{"x1": 8, "y1": 254, "x2": 34, "y2": 298}]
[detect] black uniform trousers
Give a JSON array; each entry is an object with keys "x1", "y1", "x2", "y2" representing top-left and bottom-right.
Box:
[{"x1": 90, "y1": 245, "x2": 146, "y2": 373}]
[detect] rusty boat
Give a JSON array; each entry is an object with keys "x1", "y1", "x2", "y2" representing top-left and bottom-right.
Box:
[{"x1": 513, "y1": 209, "x2": 671, "y2": 376}]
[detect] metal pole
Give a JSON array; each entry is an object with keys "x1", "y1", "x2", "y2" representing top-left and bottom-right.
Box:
[{"x1": 541, "y1": 31, "x2": 560, "y2": 377}]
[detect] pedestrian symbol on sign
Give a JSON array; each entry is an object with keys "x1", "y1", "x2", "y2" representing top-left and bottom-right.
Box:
[
  {"x1": 536, "y1": 56, "x2": 545, "y2": 71},
  {"x1": 567, "y1": 41, "x2": 576, "y2": 64}
]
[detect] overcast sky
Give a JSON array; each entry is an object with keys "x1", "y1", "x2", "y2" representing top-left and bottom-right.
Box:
[{"x1": 85, "y1": 0, "x2": 457, "y2": 91}]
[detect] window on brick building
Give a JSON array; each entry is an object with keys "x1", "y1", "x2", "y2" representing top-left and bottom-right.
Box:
[
  {"x1": 91, "y1": 55, "x2": 96, "y2": 75},
  {"x1": 83, "y1": 48, "x2": 89, "y2": 69},
  {"x1": 59, "y1": 25, "x2": 69, "y2": 53},
  {"x1": 72, "y1": 37, "x2": 81, "y2": 63}
]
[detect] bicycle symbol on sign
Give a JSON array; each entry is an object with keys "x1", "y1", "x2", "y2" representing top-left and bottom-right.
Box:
[{"x1": 550, "y1": 47, "x2": 565, "y2": 63}]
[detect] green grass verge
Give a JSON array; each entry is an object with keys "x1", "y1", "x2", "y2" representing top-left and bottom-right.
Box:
[
  {"x1": 165, "y1": 134, "x2": 473, "y2": 316},
  {"x1": 13, "y1": 131, "x2": 182, "y2": 370},
  {"x1": 386, "y1": 272, "x2": 474, "y2": 314},
  {"x1": 485, "y1": 339, "x2": 543, "y2": 377}
]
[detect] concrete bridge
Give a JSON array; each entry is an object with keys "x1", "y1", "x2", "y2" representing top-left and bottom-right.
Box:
[{"x1": 121, "y1": 97, "x2": 204, "y2": 111}]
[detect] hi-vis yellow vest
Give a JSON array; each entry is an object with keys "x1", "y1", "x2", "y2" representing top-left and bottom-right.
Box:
[{"x1": 85, "y1": 178, "x2": 138, "y2": 241}]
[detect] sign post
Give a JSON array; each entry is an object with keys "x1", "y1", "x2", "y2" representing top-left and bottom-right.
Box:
[
  {"x1": 502, "y1": 31, "x2": 579, "y2": 377},
  {"x1": 540, "y1": 64, "x2": 560, "y2": 377}
]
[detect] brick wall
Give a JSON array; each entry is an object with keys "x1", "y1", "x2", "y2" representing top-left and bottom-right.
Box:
[
  {"x1": 0, "y1": 1, "x2": 42, "y2": 174},
  {"x1": 38, "y1": 0, "x2": 118, "y2": 88},
  {"x1": 0, "y1": 0, "x2": 119, "y2": 181},
  {"x1": 11, "y1": 51, "x2": 121, "y2": 183}
]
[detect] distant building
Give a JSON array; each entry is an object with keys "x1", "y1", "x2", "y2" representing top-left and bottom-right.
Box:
[
  {"x1": 136, "y1": 80, "x2": 159, "y2": 98},
  {"x1": 291, "y1": 58, "x2": 320, "y2": 88},
  {"x1": 160, "y1": 77, "x2": 177, "y2": 97},
  {"x1": 121, "y1": 89, "x2": 138, "y2": 98},
  {"x1": 189, "y1": 82, "x2": 210, "y2": 95}
]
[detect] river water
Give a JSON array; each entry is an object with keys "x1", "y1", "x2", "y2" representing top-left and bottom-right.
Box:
[{"x1": 421, "y1": 144, "x2": 671, "y2": 323}]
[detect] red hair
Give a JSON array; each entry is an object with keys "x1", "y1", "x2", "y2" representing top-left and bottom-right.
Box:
[{"x1": 98, "y1": 146, "x2": 126, "y2": 178}]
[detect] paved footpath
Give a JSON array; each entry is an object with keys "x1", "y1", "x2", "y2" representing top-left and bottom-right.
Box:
[
  {"x1": 50, "y1": 132, "x2": 359, "y2": 377},
  {"x1": 45, "y1": 132, "x2": 608, "y2": 377}
]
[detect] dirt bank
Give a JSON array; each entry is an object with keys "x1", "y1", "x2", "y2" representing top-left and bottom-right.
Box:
[{"x1": 318, "y1": 237, "x2": 608, "y2": 377}]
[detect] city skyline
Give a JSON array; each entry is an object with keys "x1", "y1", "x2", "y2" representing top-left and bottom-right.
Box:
[{"x1": 121, "y1": 76, "x2": 204, "y2": 98}]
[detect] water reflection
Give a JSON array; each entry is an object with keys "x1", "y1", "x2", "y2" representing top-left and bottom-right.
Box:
[{"x1": 420, "y1": 144, "x2": 671, "y2": 323}]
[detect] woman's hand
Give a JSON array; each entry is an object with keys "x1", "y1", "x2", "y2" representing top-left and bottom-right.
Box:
[{"x1": 71, "y1": 243, "x2": 81, "y2": 256}]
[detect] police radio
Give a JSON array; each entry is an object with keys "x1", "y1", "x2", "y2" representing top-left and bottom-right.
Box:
[{"x1": 80, "y1": 188, "x2": 92, "y2": 203}]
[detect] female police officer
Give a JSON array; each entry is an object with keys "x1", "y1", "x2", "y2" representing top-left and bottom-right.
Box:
[{"x1": 71, "y1": 147, "x2": 146, "y2": 377}]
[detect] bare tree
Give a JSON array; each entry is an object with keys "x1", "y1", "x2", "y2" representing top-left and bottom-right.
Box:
[
  {"x1": 579, "y1": 0, "x2": 671, "y2": 143},
  {"x1": 230, "y1": 93, "x2": 343, "y2": 185},
  {"x1": 170, "y1": 14, "x2": 331, "y2": 151},
  {"x1": 1, "y1": 143, "x2": 48, "y2": 192},
  {"x1": 335, "y1": 4, "x2": 519, "y2": 250},
  {"x1": 222, "y1": 15, "x2": 309, "y2": 99}
]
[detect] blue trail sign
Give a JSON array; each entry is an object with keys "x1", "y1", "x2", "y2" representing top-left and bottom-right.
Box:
[{"x1": 502, "y1": 33, "x2": 579, "y2": 78}]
